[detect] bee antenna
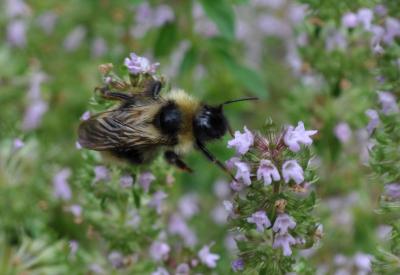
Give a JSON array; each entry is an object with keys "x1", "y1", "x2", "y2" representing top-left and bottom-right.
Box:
[{"x1": 222, "y1": 97, "x2": 258, "y2": 106}]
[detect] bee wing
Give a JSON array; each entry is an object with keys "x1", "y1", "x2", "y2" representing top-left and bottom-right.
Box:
[{"x1": 78, "y1": 105, "x2": 170, "y2": 151}]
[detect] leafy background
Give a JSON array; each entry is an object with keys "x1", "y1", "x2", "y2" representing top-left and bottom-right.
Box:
[{"x1": 0, "y1": 0, "x2": 399, "y2": 274}]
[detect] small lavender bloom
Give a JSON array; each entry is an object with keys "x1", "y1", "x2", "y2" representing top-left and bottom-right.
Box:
[
  {"x1": 27, "y1": 72, "x2": 48, "y2": 100},
  {"x1": 93, "y1": 166, "x2": 110, "y2": 183},
  {"x1": 341, "y1": 12, "x2": 358, "y2": 28},
  {"x1": 91, "y1": 37, "x2": 107, "y2": 58},
  {"x1": 384, "y1": 183, "x2": 400, "y2": 199},
  {"x1": 365, "y1": 109, "x2": 380, "y2": 135},
  {"x1": 63, "y1": 26, "x2": 86, "y2": 52},
  {"x1": 126, "y1": 211, "x2": 141, "y2": 228},
  {"x1": 372, "y1": 43, "x2": 384, "y2": 55},
  {"x1": 22, "y1": 99, "x2": 48, "y2": 131},
  {"x1": 287, "y1": 4, "x2": 307, "y2": 25},
  {"x1": 178, "y1": 194, "x2": 199, "y2": 218},
  {"x1": 7, "y1": 19, "x2": 26, "y2": 48},
  {"x1": 89, "y1": 264, "x2": 105, "y2": 274},
  {"x1": 272, "y1": 213, "x2": 296, "y2": 234},
  {"x1": 153, "y1": 5, "x2": 175, "y2": 26},
  {"x1": 223, "y1": 200, "x2": 234, "y2": 214},
  {"x1": 213, "y1": 179, "x2": 230, "y2": 198},
  {"x1": 152, "y1": 267, "x2": 170, "y2": 275},
  {"x1": 384, "y1": 18, "x2": 400, "y2": 45},
  {"x1": 353, "y1": 253, "x2": 372, "y2": 272},
  {"x1": 168, "y1": 214, "x2": 198, "y2": 246},
  {"x1": 231, "y1": 258, "x2": 245, "y2": 272},
  {"x1": 272, "y1": 233, "x2": 297, "y2": 256},
  {"x1": 192, "y1": 3, "x2": 219, "y2": 37},
  {"x1": 69, "y1": 240, "x2": 79, "y2": 256},
  {"x1": 124, "y1": 52, "x2": 159, "y2": 75},
  {"x1": 37, "y1": 12, "x2": 57, "y2": 35},
  {"x1": 68, "y1": 204, "x2": 82, "y2": 218},
  {"x1": 139, "y1": 172, "x2": 155, "y2": 192},
  {"x1": 284, "y1": 121, "x2": 317, "y2": 152},
  {"x1": 226, "y1": 157, "x2": 240, "y2": 170},
  {"x1": 120, "y1": 174, "x2": 133, "y2": 188},
  {"x1": 230, "y1": 180, "x2": 246, "y2": 192},
  {"x1": 80, "y1": 111, "x2": 90, "y2": 121},
  {"x1": 234, "y1": 162, "x2": 252, "y2": 185},
  {"x1": 108, "y1": 251, "x2": 124, "y2": 269},
  {"x1": 13, "y1": 138, "x2": 24, "y2": 150},
  {"x1": 149, "y1": 241, "x2": 170, "y2": 262},
  {"x1": 378, "y1": 91, "x2": 398, "y2": 114},
  {"x1": 374, "y1": 5, "x2": 387, "y2": 17},
  {"x1": 176, "y1": 263, "x2": 190, "y2": 275},
  {"x1": 148, "y1": 191, "x2": 167, "y2": 214},
  {"x1": 282, "y1": 160, "x2": 304, "y2": 184},
  {"x1": 257, "y1": 159, "x2": 280, "y2": 185},
  {"x1": 75, "y1": 141, "x2": 82, "y2": 150},
  {"x1": 212, "y1": 205, "x2": 229, "y2": 225},
  {"x1": 247, "y1": 211, "x2": 271, "y2": 232},
  {"x1": 53, "y1": 168, "x2": 72, "y2": 201},
  {"x1": 325, "y1": 30, "x2": 347, "y2": 51},
  {"x1": 334, "y1": 122, "x2": 352, "y2": 144},
  {"x1": 227, "y1": 126, "x2": 254, "y2": 155},
  {"x1": 357, "y1": 8, "x2": 373, "y2": 31},
  {"x1": 198, "y1": 244, "x2": 220, "y2": 268},
  {"x1": 5, "y1": 0, "x2": 30, "y2": 18}
]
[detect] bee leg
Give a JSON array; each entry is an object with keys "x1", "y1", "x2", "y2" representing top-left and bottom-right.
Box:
[
  {"x1": 164, "y1": 151, "x2": 193, "y2": 173},
  {"x1": 145, "y1": 80, "x2": 163, "y2": 99},
  {"x1": 95, "y1": 86, "x2": 134, "y2": 101},
  {"x1": 195, "y1": 140, "x2": 237, "y2": 182}
]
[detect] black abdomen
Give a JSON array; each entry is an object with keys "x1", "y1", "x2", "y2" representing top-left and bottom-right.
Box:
[{"x1": 154, "y1": 101, "x2": 182, "y2": 138}]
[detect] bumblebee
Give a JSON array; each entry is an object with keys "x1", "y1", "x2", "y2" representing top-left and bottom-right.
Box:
[{"x1": 78, "y1": 78, "x2": 256, "y2": 180}]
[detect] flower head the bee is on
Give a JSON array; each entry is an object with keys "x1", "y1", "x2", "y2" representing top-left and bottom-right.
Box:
[
  {"x1": 257, "y1": 159, "x2": 280, "y2": 185},
  {"x1": 124, "y1": 52, "x2": 160, "y2": 75},
  {"x1": 227, "y1": 126, "x2": 254, "y2": 155},
  {"x1": 284, "y1": 121, "x2": 317, "y2": 152}
]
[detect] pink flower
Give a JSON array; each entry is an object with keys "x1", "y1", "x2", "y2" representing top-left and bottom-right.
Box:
[
  {"x1": 168, "y1": 214, "x2": 197, "y2": 247},
  {"x1": 282, "y1": 160, "x2": 304, "y2": 184},
  {"x1": 176, "y1": 263, "x2": 190, "y2": 275},
  {"x1": 124, "y1": 52, "x2": 159, "y2": 75},
  {"x1": 357, "y1": 8, "x2": 373, "y2": 30},
  {"x1": 198, "y1": 244, "x2": 220, "y2": 268},
  {"x1": 22, "y1": 99, "x2": 48, "y2": 131},
  {"x1": 284, "y1": 122, "x2": 317, "y2": 152},
  {"x1": 365, "y1": 109, "x2": 380, "y2": 135},
  {"x1": 272, "y1": 233, "x2": 296, "y2": 256},
  {"x1": 227, "y1": 126, "x2": 254, "y2": 155},
  {"x1": 178, "y1": 194, "x2": 199, "y2": 218},
  {"x1": 231, "y1": 258, "x2": 244, "y2": 272},
  {"x1": 120, "y1": 174, "x2": 133, "y2": 188},
  {"x1": 234, "y1": 162, "x2": 252, "y2": 185},
  {"x1": 13, "y1": 138, "x2": 24, "y2": 150},
  {"x1": 93, "y1": 166, "x2": 110, "y2": 183},
  {"x1": 384, "y1": 183, "x2": 400, "y2": 200},
  {"x1": 7, "y1": 19, "x2": 26, "y2": 48},
  {"x1": 53, "y1": 168, "x2": 72, "y2": 200},
  {"x1": 378, "y1": 91, "x2": 398, "y2": 114},
  {"x1": 257, "y1": 159, "x2": 280, "y2": 185},
  {"x1": 63, "y1": 26, "x2": 86, "y2": 52},
  {"x1": 68, "y1": 204, "x2": 82, "y2": 218},
  {"x1": 342, "y1": 12, "x2": 358, "y2": 28},
  {"x1": 148, "y1": 191, "x2": 167, "y2": 214},
  {"x1": 226, "y1": 157, "x2": 240, "y2": 170},
  {"x1": 149, "y1": 241, "x2": 170, "y2": 262},
  {"x1": 80, "y1": 111, "x2": 90, "y2": 121},
  {"x1": 91, "y1": 37, "x2": 107, "y2": 58},
  {"x1": 334, "y1": 122, "x2": 352, "y2": 144},
  {"x1": 152, "y1": 267, "x2": 169, "y2": 275},
  {"x1": 139, "y1": 172, "x2": 155, "y2": 192},
  {"x1": 272, "y1": 213, "x2": 296, "y2": 234},
  {"x1": 108, "y1": 251, "x2": 124, "y2": 268},
  {"x1": 247, "y1": 211, "x2": 271, "y2": 232},
  {"x1": 69, "y1": 240, "x2": 79, "y2": 257}
]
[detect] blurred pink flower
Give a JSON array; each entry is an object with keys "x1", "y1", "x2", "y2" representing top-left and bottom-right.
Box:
[
  {"x1": 22, "y1": 100, "x2": 48, "y2": 131},
  {"x1": 63, "y1": 26, "x2": 86, "y2": 52},
  {"x1": 378, "y1": 91, "x2": 398, "y2": 114},
  {"x1": 120, "y1": 174, "x2": 133, "y2": 188},
  {"x1": 282, "y1": 160, "x2": 304, "y2": 184},
  {"x1": 53, "y1": 168, "x2": 72, "y2": 201},
  {"x1": 68, "y1": 204, "x2": 82, "y2": 218},
  {"x1": 227, "y1": 126, "x2": 254, "y2": 155},
  {"x1": 178, "y1": 194, "x2": 199, "y2": 218},
  {"x1": 7, "y1": 19, "x2": 26, "y2": 48},
  {"x1": 384, "y1": 183, "x2": 400, "y2": 200},
  {"x1": 357, "y1": 8, "x2": 373, "y2": 30},
  {"x1": 231, "y1": 258, "x2": 245, "y2": 272},
  {"x1": 272, "y1": 213, "x2": 296, "y2": 234},
  {"x1": 37, "y1": 12, "x2": 58, "y2": 34},
  {"x1": 213, "y1": 179, "x2": 230, "y2": 199},
  {"x1": 168, "y1": 214, "x2": 197, "y2": 246},
  {"x1": 152, "y1": 267, "x2": 169, "y2": 275},
  {"x1": 334, "y1": 122, "x2": 352, "y2": 144},
  {"x1": 284, "y1": 121, "x2": 317, "y2": 152},
  {"x1": 80, "y1": 111, "x2": 90, "y2": 121},
  {"x1": 91, "y1": 37, "x2": 107, "y2": 58},
  {"x1": 257, "y1": 159, "x2": 280, "y2": 185},
  {"x1": 342, "y1": 12, "x2": 358, "y2": 28},
  {"x1": 108, "y1": 251, "x2": 124, "y2": 268},
  {"x1": 13, "y1": 138, "x2": 24, "y2": 150},
  {"x1": 69, "y1": 240, "x2": 79, "y2": 257},
  {"x1": 176, "y1": 263, "x2": 190, "y2": 275},
  {"x1": 93, "y1": 166, "x2": 110, "y2": 183},
  {"x1": 272, "y1": 233, "x2": 296, "y2": 256},
  {"x1": 139, "y1": 171, "x2": 155, "y2": 192},
  {"x1": 149, "y1": 241, "x2": 170, "y2": 262},
  {"x1": 148, "y1": 191, "x2": 167, "y2": 214},
  {"x1": 365, "y1": 109, "x2": 380, "y2": 135},
  {"x1": 5, "y1": 0, "x2": 30, "y2": 17},
  {"x1": 247, "y1": 211, "x2": 271, "y2": 232},
  {"x1": 198, "y1": 244, "x2": 220, "y2": 268}
]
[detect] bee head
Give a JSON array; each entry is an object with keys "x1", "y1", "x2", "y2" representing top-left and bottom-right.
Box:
[
  {"x1": 193, "y1": 105, "x2": 227, "y2": 142},
  {"x1": 193, "y1": 97, "x2": 258, "y2": 142}
]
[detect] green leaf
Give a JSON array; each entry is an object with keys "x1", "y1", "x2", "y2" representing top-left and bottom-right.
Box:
[
  {"x1": 132, "y1": 189, "x2": 141, "y2": 209},
  {"x1": 179, "y1": 46, "x2": 198, "y2": 74},
  {"x1": 153, "y1": 22, "x2": 178, "y2": 58},
  {"x1": 222, "y1": 55, "x2": 268, "y2": 99},
  {"x1": 200, "y1": 0, "x2": 235, "y2": 39}
]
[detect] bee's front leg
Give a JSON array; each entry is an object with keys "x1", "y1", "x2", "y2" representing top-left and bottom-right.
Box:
[
  {"x1": 164, "y1": 151, "x2": 193, "y2": 173},
  {"x1": 94, "y1": 86, "x2": 134, "y2": 102}
]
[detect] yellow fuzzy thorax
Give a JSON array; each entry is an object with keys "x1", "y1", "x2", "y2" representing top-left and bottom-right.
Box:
[{"x1": 165, "y1": 89, "x2": 201, "y2": 154}]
